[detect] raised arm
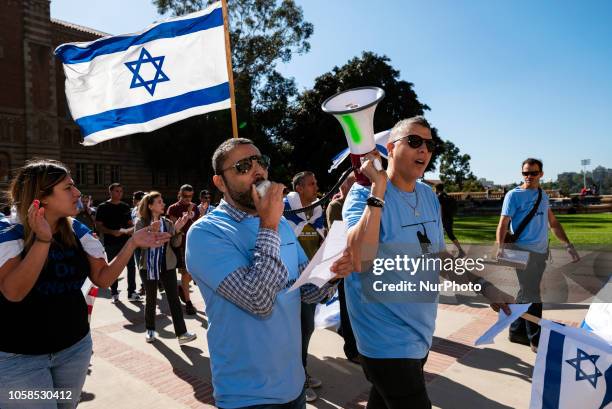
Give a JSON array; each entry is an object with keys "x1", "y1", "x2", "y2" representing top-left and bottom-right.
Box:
[{"x1": 346, "y1": 154, "x2": 388, "y2": 272}]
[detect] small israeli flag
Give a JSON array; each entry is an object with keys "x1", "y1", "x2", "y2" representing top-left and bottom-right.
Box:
[
  {"x1": 55, "y1": 2, "x2": 230, "y2": 145},
  {"x1": 530, "y1": 319, "x2": 612, "y2": 409},
  {"x1": 329, "y1": 129, "x2": 390, "y2": 173}
]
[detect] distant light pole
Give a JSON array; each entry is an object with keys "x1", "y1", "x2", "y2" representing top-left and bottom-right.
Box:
[{"x1": 580, "y1": 159, "x2": 591, "y2": 189}]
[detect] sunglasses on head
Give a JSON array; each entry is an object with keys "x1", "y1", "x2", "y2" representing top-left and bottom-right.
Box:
[
  {"x1": 522, "y1": 171, "x2": 540, "y2": 177},
  {"x1": 221, "y1": 155, "x2": 270, "y2": 174},
  {"x1": 394, "y1": 134, "x2": 437, "y2": 152}
]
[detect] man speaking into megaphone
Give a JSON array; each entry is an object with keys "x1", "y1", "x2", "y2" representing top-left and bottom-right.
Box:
[{"x1": 343, "y1": 116, "x2": 514, "y2": 409}]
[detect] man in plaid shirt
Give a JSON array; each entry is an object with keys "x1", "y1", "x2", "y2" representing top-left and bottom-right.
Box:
[{"x1": 186, "y1": 138, "x2": 352, "y2": 409}]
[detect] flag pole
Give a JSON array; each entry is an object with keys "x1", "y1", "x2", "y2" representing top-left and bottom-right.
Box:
[
  {"x1": 521, "y1": 313, "x2": 541, "y2": 325},
  {"x1": 221, "y1": 0, "x2": 238, "y2": 138}
]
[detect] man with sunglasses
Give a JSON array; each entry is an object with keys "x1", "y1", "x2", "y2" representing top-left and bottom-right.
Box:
[
  {"x1": 496, "y1": 158, "x2": 580, "y2": 352},
  {"x1": 185, "y1": 138, "x2": 352, "y2": 409},
  {"x1": 168, "y1": 184, "x2": 200, "y2": 315},
  {"x1": 344, "y1": 116, "x2": 512, "y2": 409}
]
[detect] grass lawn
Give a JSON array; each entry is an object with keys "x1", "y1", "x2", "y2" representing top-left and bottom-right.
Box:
[{"x1": 451, "y1": 212, "x2": 612, "y2": 247}]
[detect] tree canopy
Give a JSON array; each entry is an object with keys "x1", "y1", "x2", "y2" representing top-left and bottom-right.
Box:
[{"x1": 280, "y1": 52, "x2": 441, "y2": 188}]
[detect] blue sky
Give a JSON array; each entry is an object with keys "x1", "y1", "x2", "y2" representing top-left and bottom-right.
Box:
[{"x1": 51, "y1": 0, "x2": 612, "y2": 185}]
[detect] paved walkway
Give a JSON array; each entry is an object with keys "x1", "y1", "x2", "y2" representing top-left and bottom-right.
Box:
[{"x1": 79, "y1": 276, "x2": 590, "y2": 409}]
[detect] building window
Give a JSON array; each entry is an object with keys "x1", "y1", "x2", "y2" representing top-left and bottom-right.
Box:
[
  {"x1": 63, "y1": 129, "x2": 72, "y2": 146},
  {"x1": 110, "y1": 165, "x2": 121, "y2": 183},
  {"x1": 72, "y1": 130, "x2": 81, "y2": 145},
  {"x1": 0, "y1": 152, "x2": 10, "y2": 183},
  {"x1": 75, "y1": 163, "x2": 87, "y2": 186},
  {"x1": 94, "y1": 164, "x2": 105, "y2": 186}
]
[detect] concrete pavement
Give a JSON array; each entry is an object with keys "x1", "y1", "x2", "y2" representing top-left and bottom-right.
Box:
[{"x1": 78, "y1": 270, "x2": 590, "y2": 409}]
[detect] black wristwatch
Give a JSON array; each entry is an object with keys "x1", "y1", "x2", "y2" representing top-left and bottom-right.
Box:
[{"x1": 366, "y1": 196, "x2": 385, "y2": 208}]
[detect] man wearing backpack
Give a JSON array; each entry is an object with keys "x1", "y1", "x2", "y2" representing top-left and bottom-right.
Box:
[{"x1": 496, "y1": 158, "x2": 580, "y2": 351}]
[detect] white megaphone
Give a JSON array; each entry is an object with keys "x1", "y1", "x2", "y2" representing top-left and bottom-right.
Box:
[{"x1": 322, "y1": 86, "x2": 385, "y2": 186}]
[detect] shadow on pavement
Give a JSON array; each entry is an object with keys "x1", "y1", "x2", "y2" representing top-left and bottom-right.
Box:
[
  {"x1": 428, "y1": 374, "x2": 515, "y2": 409},
  {"x1": 153, "y1": 340, "x2": 213, "y2": 404},
  {"x1": 305, "y1": 355, "x2": 369, "y2": 408}
]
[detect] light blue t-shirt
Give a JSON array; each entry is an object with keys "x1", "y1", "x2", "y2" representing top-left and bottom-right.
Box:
[
  {"x1": 342, "y1": 180, "x2": 445, "y2": 359},
  {"x1": 185, "y1": 208, "x2": 307, "y2": 409},
  {"x1": 501, "y1": 187, "x2": 550, "y2": 254}
]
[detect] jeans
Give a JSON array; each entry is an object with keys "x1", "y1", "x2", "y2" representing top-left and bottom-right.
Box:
[
  {"x1": 224, "y1": 389, "x2": 306, "y2": 409},
  {"x1": 509, "y1": 251, "x2": 547, "y2": 346},
  {"x1": 0, "y1": 332, "x2": 93, "y2": 409},
  {"x1": 300, "y1": 302, "x2": 316, "y2": 369},
  {"x1": 107, "y1": 244, "x2": 137, "y2": 296},
  {"x1": 144, "y1": 269, "x2": 187, "y2": 336},
  {"x1": 361, "y1": 355, "x2": 431, "y2": 409}
]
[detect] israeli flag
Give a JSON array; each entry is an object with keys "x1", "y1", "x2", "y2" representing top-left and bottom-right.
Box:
[
  {"x1": 55, "y1": 2, "x2": 229, "y2": 146},
  {"x1": 530, "y1": 319, "x2": 612, "y2": 409},
  {"x1": 328, "y1": 129, "x2": 391, "y2": 173}
]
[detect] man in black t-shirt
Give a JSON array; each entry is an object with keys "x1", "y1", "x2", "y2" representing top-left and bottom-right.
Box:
[{"x1": 95, "y1": 183, "x2": 139, "y2": 303}]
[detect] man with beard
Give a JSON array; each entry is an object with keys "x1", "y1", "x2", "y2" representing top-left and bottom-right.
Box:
[{"x1": 186, "y1": 138, "x2": 353, "y2": 409}]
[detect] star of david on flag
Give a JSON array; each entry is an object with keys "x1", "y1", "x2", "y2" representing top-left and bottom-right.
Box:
[
  {"x1": 54, "y1": 1, "x2": 230, "y2": 146},
  {"x1": 124, "y1": 48, "x2": 170, "y2": 96},
  {"x1": 529, "y1": 319, "x2": 612, "y2": 409}
]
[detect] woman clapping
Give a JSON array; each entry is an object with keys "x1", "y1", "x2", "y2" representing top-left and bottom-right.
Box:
[
  {"x1": 0, "y1": 160, "x2": 170, "y2": 409},
  {"x1": 135, "y1": 191, "x2": 197, "y2": 345}
]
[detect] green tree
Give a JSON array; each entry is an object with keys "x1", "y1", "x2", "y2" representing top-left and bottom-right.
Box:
[
  {"x1": 280, "y1": 52, "x2": 440, "y2": 189},
  {"x1": 438, "y1": 140, "x2": 479, "y2": 191}
]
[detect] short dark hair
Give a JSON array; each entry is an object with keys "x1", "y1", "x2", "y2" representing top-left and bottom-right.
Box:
[
  {"x1": 179, "y1": 184, "x2": 194, "y2": 193},
  {"x1": 522, "y1": 158, "x2": 543, "y2": 171},
  {"x1": 108, "y1": 182, "x2": 122, "y2": 192},
  {"x1": 292, "y1": 171, "x2": 315, "y2": 191},
  {"x1": 132, "y1": 191, "x2": 145, "y2": 201},
  {"x1": 212, "y1": 138, "x2": 254, "y2": 174},
  {"x1": 389, "y1": 116, "x2": 432, "y2": 142},
  {"x1": 199, "y1": 189, "x2": 211, "y2": 197}
]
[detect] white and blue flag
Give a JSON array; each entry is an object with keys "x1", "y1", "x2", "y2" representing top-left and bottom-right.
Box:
[
  {"x1": 55, "y1": 2, "x2": 229, "y2": 146},
  {"x1": 530, "y1": 319, "x2": 612, "y2": 409},
  {"x1": 328, "y1": 129, "x2": 391, "y2": 172}
]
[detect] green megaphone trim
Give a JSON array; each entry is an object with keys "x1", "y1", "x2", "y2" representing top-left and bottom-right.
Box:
[{"x1": 340, "y1": 114, "x2": 362, "y2": 144}]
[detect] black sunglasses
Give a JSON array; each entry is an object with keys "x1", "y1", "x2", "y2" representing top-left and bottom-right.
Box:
[
  {"x1": 221, "y1": 155, "x2": 270, "y2": 174},
  {"x1": 394, "y1": 134, "x2": 437, "y2": 152},
  {"x1": 522, "y1": 171, "x2": 540, "y2": 177}
]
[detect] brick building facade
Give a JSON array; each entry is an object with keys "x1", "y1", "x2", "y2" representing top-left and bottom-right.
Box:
[{"x1": 0, "y1": 0, "x2": 203, "y2": 203}]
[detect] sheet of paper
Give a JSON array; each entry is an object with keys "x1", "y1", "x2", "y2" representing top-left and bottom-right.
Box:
[
  {"x1": 289, "y1": 221, "x2": 347, "y2": 291},
  {"x1": 497, "y1": 249, "x2": 530, "y2": 269},
  {"x1": 474, "y1": 303, "x2": 533, "y2": 346}
]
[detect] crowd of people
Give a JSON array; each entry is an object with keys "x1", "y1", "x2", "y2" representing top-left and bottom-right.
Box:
[{"x1": 0, "y1": 115, "x2": 582, "y2": 409}]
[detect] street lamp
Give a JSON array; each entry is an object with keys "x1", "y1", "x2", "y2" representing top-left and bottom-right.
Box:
[{"x1": 580, "y1": 159, "x2": 591, "y2": 189}]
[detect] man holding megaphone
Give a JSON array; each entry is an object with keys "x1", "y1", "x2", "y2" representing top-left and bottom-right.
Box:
[
  {"x1": 343, "y1": 116, "x2": 513, "y2": 409},
  {"x1": 185, "y1": 138, "x2": 353, "y2": 409}
]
